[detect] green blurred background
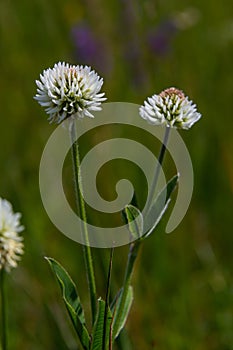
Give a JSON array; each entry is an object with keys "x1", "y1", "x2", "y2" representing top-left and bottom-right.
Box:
[{"x1": 0, "y1": 0, "x2": 232, "y2": 349}]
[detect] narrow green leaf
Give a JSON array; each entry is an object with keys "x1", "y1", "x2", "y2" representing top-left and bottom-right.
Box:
[
  {"x1": 164, "y1": 174, "x2": 179, "y2": 202},
  {"x1": 144, "y1": 174, "x2": 179, "y2": 237},
  {"x1": 123, "y1": 204, "x2": 143, "y2": 240},
  {"x1": 91, "y1": 299, "x2": 113, "y2": 350},
  {"x1": 110, "y1": 288, "x2": 122, "y2": 312},
  {"x1": 112, "y1": 285, "x2": 133, "y2": 339},
  {"x1": 46, "y1": 257, "x2": 90, "y2": 350}
]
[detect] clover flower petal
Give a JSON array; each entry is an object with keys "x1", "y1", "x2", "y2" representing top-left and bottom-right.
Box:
[
  {"x1": 139, "y1": 87, "x2": 201, "y2": 129},
  {"x1": 34, "y1": 62, "x2": 106, "y2": 124},
  {"x1": 0, "y1": 198, "x2": 24, "y2": 272}
]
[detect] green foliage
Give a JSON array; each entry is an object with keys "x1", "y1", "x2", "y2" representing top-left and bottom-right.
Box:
[
  {"x1": 123, "y1": 205, "x2": 143, "y2": 240},
  {"x1": 46, "y1": 258, "x2": 90, "y2": 350},
  {"x1": 1, "y1": 0, "x2": 233, "y2": 349},
  {"x1": 123, "y1": 175, "x2": 179, "y2": 240},
  {"x1": 144, "y1": 174, "x2": 179, "y2": 237},
  {"x1": 91, "y1": 299, "x2": 112, "y2": 350},
  {"x1": 112, "y1": 286, "x2": 133, "y2": 340}
]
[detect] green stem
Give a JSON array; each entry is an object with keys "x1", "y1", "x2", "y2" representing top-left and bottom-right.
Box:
[
  {"x1": 0, "y1": 269, "x2": 7, "y2": 350},
  {"x1": 112, "y1": 241, "x2": 141, "y2": 339},
  {"x1": 103, "y1": 248, "x2": 114, "y2": 350},
  {"x1": 145, "y1": 126, "x2": 171, "y2": 214},
  {"x1": 70, "y1": 122, "x2": 97, "y2": 325},
  {"x1": 113, "y1": 128, "x2": 171, "y2": 339}
]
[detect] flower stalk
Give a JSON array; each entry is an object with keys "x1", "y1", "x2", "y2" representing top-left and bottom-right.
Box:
[
  {"x1": 145, "y1": 126, "x2": 171, "y2": 214},
  {"x1": 70, "y1": 122, "x2": 97, "y2": 324},
  {"x1": 0, "y1": 270, "x2": 7, "y2": 350},
  {"x1": 112, "y1": 240, "x2": 140, "y2": 339},
  {"x1": 113, "y1": 124, "x2": 172, "y2": 339}
]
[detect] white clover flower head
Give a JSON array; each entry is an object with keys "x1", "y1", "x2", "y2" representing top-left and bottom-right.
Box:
[
  {"x1": 139, "y1": 87, "x2": 201, "y2": 129},
  {"x1": 34, "y1": 62, "x2": 106, "y2": 124},
  {"x1": 0, "y1": 198, "x2": 24, "y2": 272}
]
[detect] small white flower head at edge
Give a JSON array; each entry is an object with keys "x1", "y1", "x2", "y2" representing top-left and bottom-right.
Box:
[
  {"x1": 34, "y1": 62, "x2": 107, "y2": 124},
  {"x1": 0, "y1": 198, "x2": 24, "y2": 272},
  {"x1": 139, "y1": 87, "x2": 201, "y2": 129}
]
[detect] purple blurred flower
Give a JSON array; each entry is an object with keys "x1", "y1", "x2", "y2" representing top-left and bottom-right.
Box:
[
  {"x1": 147, "y1": 19, "x2": 178, "y2": 56},
  {"x1": 148, "y1": 9, "x2": 200, "y2": 56},
  {"x1": 71, "y1": 23, "x2": 111, "y2": 75}
]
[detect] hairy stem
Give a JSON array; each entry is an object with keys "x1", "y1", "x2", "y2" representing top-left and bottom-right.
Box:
[
  {"x1": 70, "y1": 122, "x2": 97, "y2": 324},
  {"x1": 145, "y1": 126, "x2": 171, "y2": 213}
]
